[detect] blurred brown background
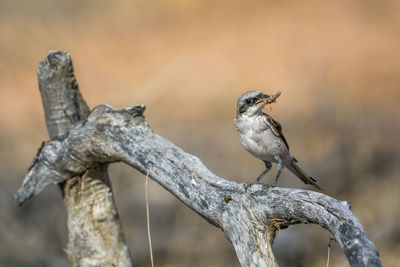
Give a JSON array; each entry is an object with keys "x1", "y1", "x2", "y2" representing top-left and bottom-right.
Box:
[{"x1": 1, "y1": 0, "x2": 399, "y2": 266}]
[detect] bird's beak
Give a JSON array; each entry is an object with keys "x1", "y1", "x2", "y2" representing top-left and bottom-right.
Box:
[{"x1": 256, "y1": 94, "x2": 270, "y2": 105}]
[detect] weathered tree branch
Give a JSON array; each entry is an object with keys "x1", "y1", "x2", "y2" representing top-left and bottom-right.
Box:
[
  {"x1": 26, "y1": 51, "x2": 132, "y2": 266},
  {"x1": 16, "y1": 76, "x2": 382, "y2": 266}
]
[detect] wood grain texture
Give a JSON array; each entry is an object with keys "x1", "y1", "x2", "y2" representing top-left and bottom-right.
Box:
[
  {"x1": 16, "y1": 98, "x2": 382, "y2": 266},
  {"x1": 18, "y1": 51, "x2": 132, "y2": 267}
]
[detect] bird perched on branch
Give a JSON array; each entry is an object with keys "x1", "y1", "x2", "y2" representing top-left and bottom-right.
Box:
[{"x1": 234, "y1": 91, "x2": 323, "y2": 190}]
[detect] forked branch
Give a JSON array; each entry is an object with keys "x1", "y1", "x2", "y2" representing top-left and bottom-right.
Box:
[{"x1": 16, "y1": 102, "x2": 382, "y2": 266}]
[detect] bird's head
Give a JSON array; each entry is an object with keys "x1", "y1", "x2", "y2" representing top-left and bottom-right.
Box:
[{"x1": 236, "y1": 91, "x2": 271, "y2": 117}]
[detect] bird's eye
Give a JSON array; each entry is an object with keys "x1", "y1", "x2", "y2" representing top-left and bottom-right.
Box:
[{"x1": 245, "y1": 99, "x2": 252, "y2": 104}]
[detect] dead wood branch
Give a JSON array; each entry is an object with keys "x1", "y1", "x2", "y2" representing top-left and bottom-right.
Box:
[
  {"x1": 15, "y1": 51, "x2": 381, "y2": 267},
  {"x1": 22, "y1": 51, "x2": 131, "y2": 267}
]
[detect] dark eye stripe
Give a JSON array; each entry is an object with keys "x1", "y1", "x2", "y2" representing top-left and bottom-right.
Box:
[{"x1": 244, "y1": 96, "x2": 259, "y2": 106}]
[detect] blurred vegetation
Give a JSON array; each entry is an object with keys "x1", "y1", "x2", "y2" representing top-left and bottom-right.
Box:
[{"x1": 0, "y1": 0, "x2": 399, "y2": 266}]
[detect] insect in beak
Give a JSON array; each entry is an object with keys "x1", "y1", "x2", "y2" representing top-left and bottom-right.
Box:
[{"x1": 265, "y1": 91, "x2": 282, "y2": 104}]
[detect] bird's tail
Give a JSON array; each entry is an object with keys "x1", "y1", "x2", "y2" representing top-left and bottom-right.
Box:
[{"x1": 287, "y1": 161, "x2": 325, "y2": 191}]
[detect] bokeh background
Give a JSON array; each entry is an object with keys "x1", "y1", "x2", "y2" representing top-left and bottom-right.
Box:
[{"x1": 1, "y1": 0, "x2": 399, "y2": 266}]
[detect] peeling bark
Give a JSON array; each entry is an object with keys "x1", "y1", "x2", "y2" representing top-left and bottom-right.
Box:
[
  {"x1": 15, "y1": 51, "x2": 382, "y2": 267},
  {"x1": 27, "y1": 51, "x2": 131, "y2": 267}
]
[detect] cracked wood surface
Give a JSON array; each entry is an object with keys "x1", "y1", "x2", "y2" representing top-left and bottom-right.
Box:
[
  {"x1": 15, "y1": 79, "x2": 382, "y2": 266},
  {"x1": 26, "y1": 51, "x2": 132, "y2": 267}
]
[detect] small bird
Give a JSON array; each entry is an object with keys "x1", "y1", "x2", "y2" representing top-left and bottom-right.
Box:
[{"x1": 234, "y1": 91, "x2": 323, "y2": 190}]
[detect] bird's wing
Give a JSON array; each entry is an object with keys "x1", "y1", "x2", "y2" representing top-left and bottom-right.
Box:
[{"x1": 263, "y1": 114, "x2": 290, "y2": 150}]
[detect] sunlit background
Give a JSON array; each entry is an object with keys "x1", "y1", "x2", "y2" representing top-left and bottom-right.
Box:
[{"x1": 1, "y1": 0, "x2": 399, "y2": 266}]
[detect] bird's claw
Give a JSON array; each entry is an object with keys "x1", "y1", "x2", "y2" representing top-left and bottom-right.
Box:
[
  {"x1": 243, "y1": 182, "x2": 255, "y2": 191},
  {"x1": 244, "y1": 181, "x2": 276, "y2": 192},
  {"x1": 262, "y1": 182, "x2": 277, "y2": 190}
]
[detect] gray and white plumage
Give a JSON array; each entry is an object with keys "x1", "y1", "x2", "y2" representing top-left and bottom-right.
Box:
[{"x1": 234, "y1": 91, "x2": 323, "y2": 190}]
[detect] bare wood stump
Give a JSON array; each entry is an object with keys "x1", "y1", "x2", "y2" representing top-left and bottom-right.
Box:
[{"x1": 31, "y1": 51, "x2": 131, "y2": 266}]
